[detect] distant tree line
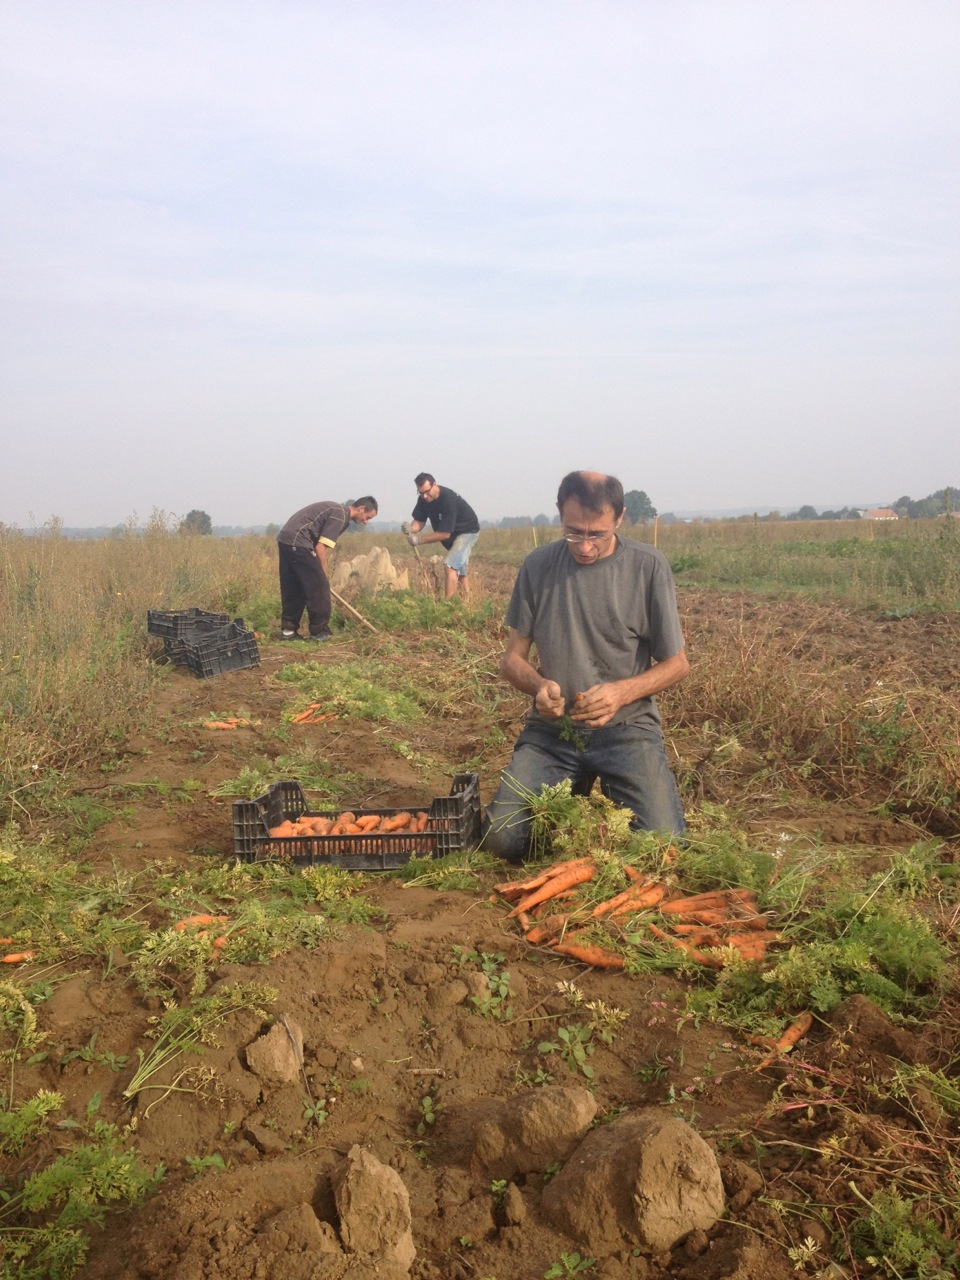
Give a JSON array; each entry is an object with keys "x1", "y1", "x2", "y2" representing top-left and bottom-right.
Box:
[{"x1": 782, "y1": 487, "x2": 956, "y2": 521}]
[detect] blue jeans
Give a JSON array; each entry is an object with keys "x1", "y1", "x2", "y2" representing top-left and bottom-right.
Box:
[{"x1": 482, "y1": 720, "x2": 685, "y2": 863}]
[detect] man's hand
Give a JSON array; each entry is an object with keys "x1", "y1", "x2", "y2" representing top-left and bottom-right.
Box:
[
  {"x1": 534, "y1": 680, "x2": 565, "y2": 718},
  {"x1": 570, "y1": 684, "x2": 623, "y2": 728},
  {"x1": 406, "y1": 532, "x2": 421, "y2": 547},
  {"x1": 400, "y1": 521, "x2": 412, "y2": 536}
]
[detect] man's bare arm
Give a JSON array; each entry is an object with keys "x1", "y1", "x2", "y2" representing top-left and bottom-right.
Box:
[{"x1": 499, "y1": 628, "x2": 565, "y2": 718}]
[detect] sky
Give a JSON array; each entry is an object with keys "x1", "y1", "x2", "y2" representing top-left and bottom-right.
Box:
[{"x1": 1, "y1": 1, "x2": 958, "y2": 529}]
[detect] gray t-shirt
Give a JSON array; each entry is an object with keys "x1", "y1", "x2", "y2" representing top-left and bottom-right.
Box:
[{"x1": 505, "y1": 536, "x2": 685, "y2": 731}]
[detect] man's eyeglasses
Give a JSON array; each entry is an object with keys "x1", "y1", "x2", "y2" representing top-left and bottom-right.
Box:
[
  {"x1": 417, "y1": 486, "x2": 433, "y2": 497},
  {"x1": 562, "y1": 527, "x2": 616, "y2": 545}
]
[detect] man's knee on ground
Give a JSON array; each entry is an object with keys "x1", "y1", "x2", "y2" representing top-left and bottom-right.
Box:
[{"x1": 480, "y1": 815, "x2": 529, "y2": 864}]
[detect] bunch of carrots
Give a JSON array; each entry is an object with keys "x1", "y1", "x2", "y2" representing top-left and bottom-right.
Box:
[
  {"x1": 494, "y1": 856, "x2": 781, "y2": 972},
  {"x1": 203, "y1": 717, "x2": 254, "y2": 730},
  {"x1": 291, "y1": 702, "x2": 337, "y2": 725},
  {"x1": 268, "y1": 810, "x2": 430, "y2": 839},
  {"x1": 170, "y1": 913, "x2": 235, "y2": 952}
]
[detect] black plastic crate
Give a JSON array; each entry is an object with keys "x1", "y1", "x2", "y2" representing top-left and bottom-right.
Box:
[
  {"x1": 147, "y1": 608, "x2": 232, "y2": 640},
  {"x1": 181, "y1": 621, "x2": 260, "y2": 679},
  {"x1": 232, "y1": 773, "x2": 481, "y2": 870}
]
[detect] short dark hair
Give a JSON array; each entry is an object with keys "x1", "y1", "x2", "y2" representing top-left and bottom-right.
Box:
[
  {"x1": 353, "y1": 496, "x2": 378, "y2": 512},
  {"x1": 556, "y1": 472, "x2": 624, "y2": 519},
  {"x1": 414, "y1": 473, "x2": 435, "y2": 488}
]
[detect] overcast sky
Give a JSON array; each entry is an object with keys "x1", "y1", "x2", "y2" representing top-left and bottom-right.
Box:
[{"x1": 2, "y1": 1, "x2": 958, "y2": 529}]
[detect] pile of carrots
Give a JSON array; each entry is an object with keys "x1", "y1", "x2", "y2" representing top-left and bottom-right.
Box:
[
  {"x1": 170, "y1": 913, "x2": 234, "y2": 951},
  {"x1": 268, "y1": 810, "x2": 430, "y2": 839},
  {"x1": 494, "y1": 856, "x2": 781, "y2": 972},
  {"x1": 202, "y1": 717, "x2": 254, "y2": 730},
  {"x1": 291, "y1": 702, "x2": 337, "y2": 725}
]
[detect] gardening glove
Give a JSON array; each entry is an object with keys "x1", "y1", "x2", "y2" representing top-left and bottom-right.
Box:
[
  {"x1": 406, "y1": 532, "x2": 421, "y2": 546},
  {"x1": 400, "y1": 521, "x2": 412, "y2": 536}
]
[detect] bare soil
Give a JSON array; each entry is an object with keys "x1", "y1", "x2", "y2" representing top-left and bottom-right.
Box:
[{"x1": 8, "y1": 589, "x2": 960, "y2": 1279}]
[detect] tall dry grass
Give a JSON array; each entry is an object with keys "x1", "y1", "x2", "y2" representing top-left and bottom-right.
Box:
[{"x1": 0, "y1": 519, "x2": 277, "y2": 821}]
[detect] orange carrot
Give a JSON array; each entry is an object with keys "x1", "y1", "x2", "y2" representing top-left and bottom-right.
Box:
[
  {"x1": 660, "y1": 891, "x2": 755, "y2": 915},
  {"x1": 269, "y1": 820, "x2": 298, "y2": 838},
  {"x1": 292, "y1": 702, "x2": 325, "y2": 724},
  {"x1": 591, "y1": 880, "x2": 661, "y2": 917},
  {"x1": 670, "y1": 924, "x2": 723, "y2": 945},
  {"x1": 381, "y1": 812, "x2": 412, "y2": 832},
  {"x1": 355, "y1": 815, "x2": 382, "y2": 832},
  {"x1": 203, "y1": 720, "x2": 239, "y2": 730},
  {"x1": 0, "y1": 937, "x2": 13, "y2": 945},
  {"x1": 725, "y1": 929, "x2": 780, "y2": 947},
  {"x1": 553, "y1": 942, "x2": 626, "y2": 970},
  {"x1": 414, "y1": 811, "x2": 430, "y2": 832},
  {"x1": 494, "y1": 881, "x2": 530, "y2": 900},
  {"x1": 1, "y1": 952, "x2": 35, "y2": 964},
  {"x1": 501, "y1": 857, "x2": 595, "y2": 897},
  {"x1": 173, "y1": 914, "x2": 228, "y2": 932},
  {"x1": 508, "y1": 862, "x2": 596, "y2": 917},
  {"x1": 663, "y1": 907, "x2": 732, "y2": 926},
  {"x1": 515, "y1": 910, "x2": 532, "y2": 932},
  {"x1": 756, "y1": 1012, "x2": 814, "y2": 1070},
  {"x1": 524, "y1": 914, "x2": 568, "y2": 945},
  {"x1": 622, "y1": 864, "x2": 649, "y2": 883},
  {"x1": 648, "y1": 924, "x2": 723, "y2": 968},
  {"x1": 341, "y1": 823, "x2": 363, "y2": 834},
  {"x1": 607, "y1": 886, "x2": 669, "y2": 917}
]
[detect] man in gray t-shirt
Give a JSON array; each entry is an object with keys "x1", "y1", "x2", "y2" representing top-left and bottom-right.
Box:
[{"x1": 483, "y1": 470, "x2": 689, "y2": 863}]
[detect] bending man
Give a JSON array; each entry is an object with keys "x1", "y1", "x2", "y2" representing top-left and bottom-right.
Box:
[
  {"x1": 483, "y1": 470, "x2": 688, "y2": 863},
  {"x1": 276, "y1": 496, "x2": 378, "y2": 640}
]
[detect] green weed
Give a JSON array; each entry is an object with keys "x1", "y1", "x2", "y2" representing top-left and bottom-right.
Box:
[{"x1": 453, "y1": 948, "x2": 513, "y2": 1021}]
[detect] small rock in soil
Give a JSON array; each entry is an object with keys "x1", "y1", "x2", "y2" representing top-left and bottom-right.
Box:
[{"x1": 244, "y1": 1017, "x2": 303, "y2": 1085}]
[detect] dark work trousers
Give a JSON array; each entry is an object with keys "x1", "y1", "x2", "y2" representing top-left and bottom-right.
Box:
[{"x1": 278, "y1": 542, "x2": 332, "y2": 636}]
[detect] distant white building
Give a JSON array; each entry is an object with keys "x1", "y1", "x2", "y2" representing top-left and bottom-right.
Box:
[{"x1": 861, "y1": 507, "x2": 899, "y2": 520}]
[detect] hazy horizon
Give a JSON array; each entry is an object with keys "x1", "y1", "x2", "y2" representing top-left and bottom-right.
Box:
[{"x1": 2, "y1": 2, "x2": 957, "y2": 529}]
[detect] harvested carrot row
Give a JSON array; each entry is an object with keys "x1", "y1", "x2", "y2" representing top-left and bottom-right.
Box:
[
  {"x1": 756, "y1": 1012, "x2": 814, "y2": 1070},
  {"x1": 0, "y1": 937, "x2": 13, "y2": 946},
  {"x1": 2, "y1": 952, "x2": 36, "y2": 964}
]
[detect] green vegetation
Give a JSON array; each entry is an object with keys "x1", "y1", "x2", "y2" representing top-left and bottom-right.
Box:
[
  {"x1": 0, "y1": 1096, "x2": 163, "y2": 1280},
  {"x1": 275, "y1": 659, "x2": 424, "y2": 723}
]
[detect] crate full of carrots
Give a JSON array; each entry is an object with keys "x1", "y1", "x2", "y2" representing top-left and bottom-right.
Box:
[{"x1": 231, "y1": 773, "x2": 481, "y2": 870}]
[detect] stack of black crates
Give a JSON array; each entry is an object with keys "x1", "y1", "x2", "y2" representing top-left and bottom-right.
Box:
[{"x1": 147, "y1": 608, "x2": 260, "y2": 679}]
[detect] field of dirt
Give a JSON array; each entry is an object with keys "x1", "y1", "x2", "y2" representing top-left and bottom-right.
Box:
[{"x1": 7, "y1": 586, "x2": 960, "y2": 1279}]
